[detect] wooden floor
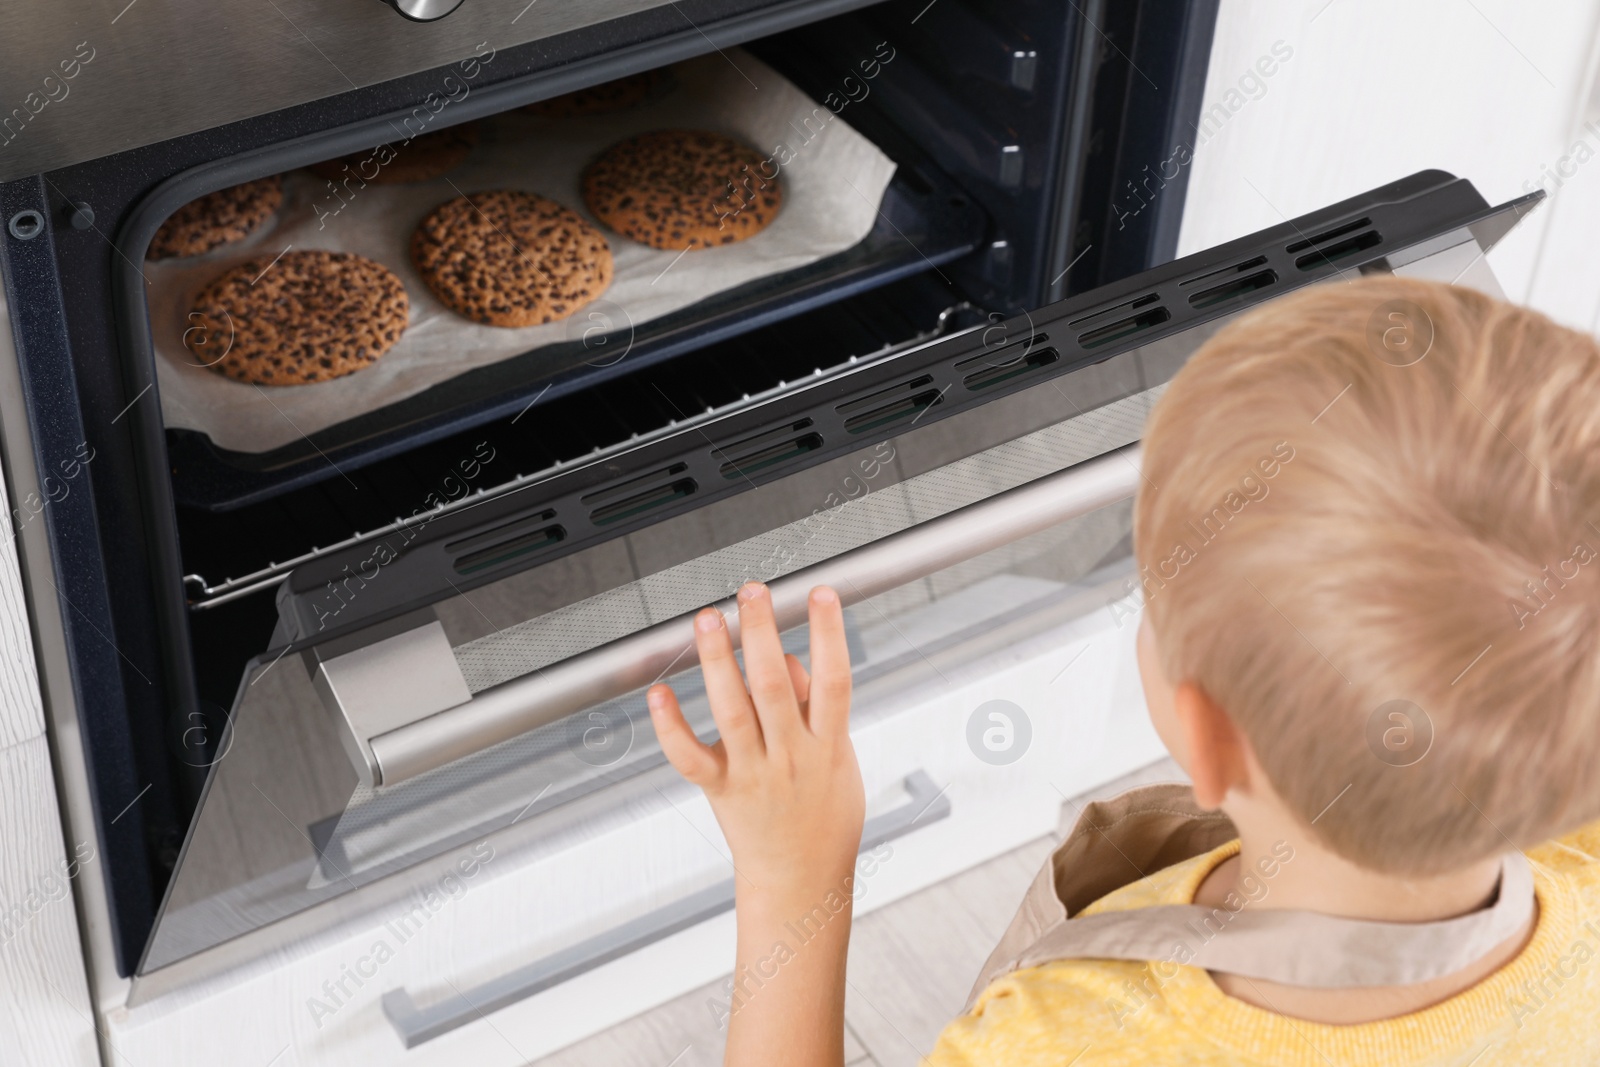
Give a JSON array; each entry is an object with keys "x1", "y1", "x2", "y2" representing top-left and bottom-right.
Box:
[{"x1": 531, "y1": 758, "x2": 1187, "y2": 1067}]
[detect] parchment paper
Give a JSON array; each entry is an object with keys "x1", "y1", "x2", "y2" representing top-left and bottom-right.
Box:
[{"x1": 148, "y1": 49, "x2": 897, "y2": 454}]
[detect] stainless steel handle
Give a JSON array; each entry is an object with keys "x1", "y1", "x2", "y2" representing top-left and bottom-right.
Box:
[
  {"x1": 381, "y1": 770, "x2": 952, "y2": 1048},
  {"x1": 353, "y1": 444, "x2": 1140, "y2": 786},
  {"x1": 377, "y1": 0, "x2": 465, "y2": 21}
]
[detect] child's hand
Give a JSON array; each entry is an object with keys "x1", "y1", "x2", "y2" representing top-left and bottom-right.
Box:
[
  {"x1": 647, "y1": 582, "x2": 865, "y2": 903},
  {"x1": 649, "y1": 582, "x2": 861, "y2": 1065}
]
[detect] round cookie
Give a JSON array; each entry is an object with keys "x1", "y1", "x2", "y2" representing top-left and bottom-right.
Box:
[
  {"x1": 308, "y1": 124, "x2": 479, "y2": 186},
  {"x1": 521, "y1": 70, "x2": 669, "y2": 118},
  {"x1": 581, "y1": 129, "x2": 781, "y2": 250},
  {"x1": 410, "y1": 189, "x2": 613, "y2": 328},
  {"x1": 147, "y1": 176, "x2": 283, "y2": 261},
  {"x1": 183, "y1": 250, "x2": 409, "y2": 386}
]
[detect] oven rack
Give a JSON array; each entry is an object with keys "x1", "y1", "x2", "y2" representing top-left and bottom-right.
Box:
[{"x1": 181, "y1": 300, "x2": 988, "y2": 611}]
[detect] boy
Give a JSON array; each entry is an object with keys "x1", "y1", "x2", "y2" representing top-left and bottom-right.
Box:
[{"x1": 646, "y1": 276, "x2": 1600, "y2": 1065}]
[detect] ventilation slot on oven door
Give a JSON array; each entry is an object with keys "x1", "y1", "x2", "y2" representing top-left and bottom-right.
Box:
[
  {"x1": 717, "y1": 420, "x2": 824, "y2": 480},
  {"x1": 1182, "y1": 256, "x2": 1279, "y2": 309},
  {"x1": 1074, "y1": 294, "x2": 1171, "y2": 350},
  {"x1": 1288, "y1": 217, "x2": 1381, "y2": 270},
  {"x1": 449, "y1": 512, "x2": 564, "y2": 576},
  {"x1": 584, "y1": 465, "x2": 698, "y2": 526},
  {"x1": 956, "y1": 335, "x2": 1059, "y2": 391},
  {"x1": 838, "y1": 376, "x2": 946, "y2": 434}
]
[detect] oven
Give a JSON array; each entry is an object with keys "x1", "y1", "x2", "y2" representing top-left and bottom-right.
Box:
[{"x1": 0, "y1": 0, "x2": 1538, "y2": 1060}]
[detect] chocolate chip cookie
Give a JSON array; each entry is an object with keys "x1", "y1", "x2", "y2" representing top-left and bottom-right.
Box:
[
  {"x1": 581, "y1": 129, "x2": 781, "y2": 250},
  {"x1": 183, "y1": 250, "x2": 409, "y2": 385},
  {"x1": 147, "y1": 176, "x2": 284, "y2": 260},
  {"x1": 410, "y1": 189, "x2": 613, "y2": 328}
]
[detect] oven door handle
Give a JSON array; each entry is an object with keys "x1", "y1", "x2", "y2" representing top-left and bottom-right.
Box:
[
  {"x1": 380, "y1": 768, "x2": 952, "y2": 1048},
  {"x1": 337, "y1": 443, "x2": 1141, "y2": 786}
]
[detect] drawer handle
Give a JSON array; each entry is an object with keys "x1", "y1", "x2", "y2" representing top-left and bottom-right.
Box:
[{"x1": 381, "y1": 770, "x2": 952, "y2": 1049}]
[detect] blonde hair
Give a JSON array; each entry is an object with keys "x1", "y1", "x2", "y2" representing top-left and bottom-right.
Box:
[{"x1": 1135, "y1": 275, "x2": 1600, "y2": 875}]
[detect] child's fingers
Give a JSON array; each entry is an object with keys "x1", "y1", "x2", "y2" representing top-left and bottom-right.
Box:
[
  {"x1": 806, "y1": 586, "x2": 853, "y2": 741},
  {"x1": 736, "y1": 583, "x2": 803, "y2": 746},
  {"x1": 694, "y1": 606, "x2": 764, "y2": 761},
  {"x1": 646, "y1": 684, "x2": 722, "y2": 787},
  {"x1": 785, "y1": 653, "x2": 811, "y2": 713}
]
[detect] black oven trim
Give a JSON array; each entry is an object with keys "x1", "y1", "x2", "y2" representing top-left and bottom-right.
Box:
[
  {"x1": 1081, "y1": 0, "x2": 1224, "y2": 291},
  {"x1": 277, "y1": 171, "x2": 1533, "y2": 640},
  {"x1": 1, "y1": 174, "x2": 165, "y2": 973}
]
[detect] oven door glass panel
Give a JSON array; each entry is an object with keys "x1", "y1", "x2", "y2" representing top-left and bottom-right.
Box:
[{"x1": 138, "y1": 317, "x2": 1217, "y2": 975}]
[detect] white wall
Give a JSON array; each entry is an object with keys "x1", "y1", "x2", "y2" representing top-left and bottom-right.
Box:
[{"x1": 1177, "y1": 0, "x2": 1600, "y2": 334}]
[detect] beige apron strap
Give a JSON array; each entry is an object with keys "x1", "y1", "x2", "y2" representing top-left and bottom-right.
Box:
[
  {"x1": 1000, "y1": 851, "x2": 1534, "y2": 989},
  {"x1": 964, "y1": 783, "x2": 1538, "y2": 1012},
  {"x1": 965, "y1": 783, "x2": 1235, "y2": 1010}
]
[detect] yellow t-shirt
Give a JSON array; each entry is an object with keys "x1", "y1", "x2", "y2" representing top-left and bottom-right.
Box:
[{"x1": 927, "y1": 825, "x2": 1600, "y2": 1066}]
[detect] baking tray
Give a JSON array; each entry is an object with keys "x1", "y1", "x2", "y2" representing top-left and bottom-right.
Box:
[{"x1": 168, "y1": 155, "x2": 984, "y2": 512}]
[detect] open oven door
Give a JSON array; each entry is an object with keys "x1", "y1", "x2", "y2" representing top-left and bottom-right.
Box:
[{"x1": 133, "y1": 172, "x2": 1541, "y2": 1037}]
